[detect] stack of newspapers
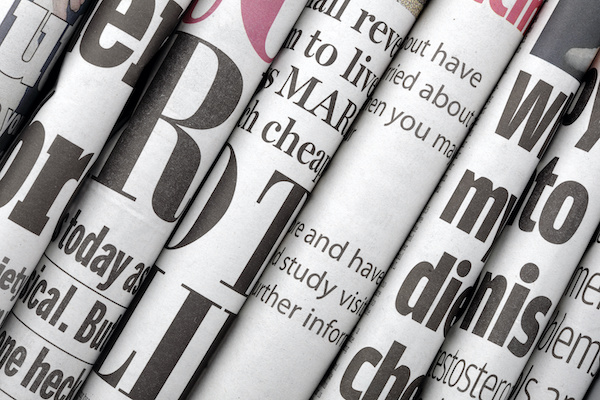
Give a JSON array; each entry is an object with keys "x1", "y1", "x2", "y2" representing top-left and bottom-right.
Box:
[{"x1": 0, "y1": 1, "x2": 599, "y2": 399}]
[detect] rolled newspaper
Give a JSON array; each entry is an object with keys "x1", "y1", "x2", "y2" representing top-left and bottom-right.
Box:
[
  {"x1": 510, "y1": 230, "x2": 600, "y2": 400},
  {"x1": 0, "y1": 0, "x2": 193, "y2": 398},
  {"x1": 0, "y1": 0, "x2": 306, "y2": 399},
  {"x1": 0, "y1": 0, "x2": 191, "y2": 323},
  {"x1": 188, "y1": 1, "x2": 548, "y2": 400},
  {"x1": 78, "y1": 0, "x2": 422, "y2": 399},
  {"x1": 0, "y1": 0, "x2": 96, "y2": 157},
  {"x1": 418, "y1": 47, "x2": 600, "y2": 400},
  {"x1": 311, "y1": 1, "x2": 600, "y2": 399}
]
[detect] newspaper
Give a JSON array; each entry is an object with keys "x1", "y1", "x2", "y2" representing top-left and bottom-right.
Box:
[
  {"x1": 77, "y1": 1, "x2": 423, "y2": 399},
  {"x1": 0, "y1": 1, "x2": 193, "y2": 398},
  {"x1": 0, "y1": 0, "x2": 192, "y2": 323},
  {"x1": 509, "y1": 230, "x2": 600, "y2": 400},
  {"x1": 417, "y1": 47, "x2": 600, "y2": 400},
  {"x1": 309, "y1": 1, "x2": 600, "y2": 399},
  {"x1": 185, "y1": 1, "x2": 549, "y2": 399},
  {"x1": 0, "y1": 1, "x2": 306, "y2": 400},
  {"x1": 0, "y1": 0, "x2": 96, "y2": 157}
]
